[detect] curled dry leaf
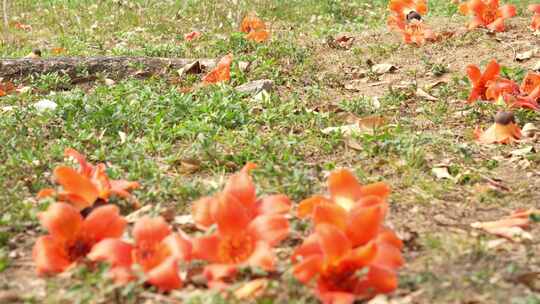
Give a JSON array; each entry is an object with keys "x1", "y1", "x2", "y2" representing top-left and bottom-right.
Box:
[
  {"x1": 432, "y1": 167, "x2": 452, "y2": 180},
  {"x1": 371, "y1": 63, "x2": 398, "y2": 75},
  {"x1": 322, "y1": 115, "x2": 386, "y2": 137},
  {"x1": 416, "y1": 88, "x2": 438, "y2": 101},
  {"x1": 515, "y1": 49, "x2": 536, "y2": 62},
  {"x1": 522, "y1": 123, "x2": 539, "y2": 138},
  {"x1": 471, "y1": 210, "x2": 539, "y2": 242}
]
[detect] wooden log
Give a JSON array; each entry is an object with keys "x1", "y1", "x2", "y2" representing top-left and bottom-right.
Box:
[{"x1": 0, "y1": 56, "x2": 217, "y2": 82}]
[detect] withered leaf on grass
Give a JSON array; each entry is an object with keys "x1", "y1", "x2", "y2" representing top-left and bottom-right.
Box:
[
  {"x1": 234, "y1": 279, "x2": 268, "y2": 300},
  {"x1": 322, "y1": 115, "x2": 387, "y2": 137},
  {"x1": 371, "y1": 63, "x2": 398, "y2": 75}
]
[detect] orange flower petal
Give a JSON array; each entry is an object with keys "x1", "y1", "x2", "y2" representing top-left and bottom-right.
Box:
[
  {"x1": 485, "y1": 78, "x2": 520, "y2": 101},
  {"x1": 245, "y1": 30, "x2": 270, "y2": 43},
  {"x1": 499, "y1": 4, "x2": 516, "y2": 19},
  {"x1": 297, "y1": 195, "x2": 333, "y2": 219},
  {"x1": 37, "y1": 188, "x2": 56, "y2": 199},
  {"x1": 291, "y1": 233, "x2": 323, "y2": 262},
  {"x1": 192, "y1": 196, "x2": 218, "y2": 229},
  {"x1": 223, "y1": 165, "x2": 257, "y2": 212},
  {"x1": 346, "y1": 204, "x2": 384, "y2": 247},
  {"x1": 520, "y1": 72, "x2": 540, "y2": 95},
  {"x1": 240, "y1": 14, "x2": 266, "y2": 33},
  {"x1": 32, "y1": 235, "x2": 71, "y2": 275},
  {"x1": 328, "y1": 169, "x2": 363, "y2": 203},
  {"x1": 82, "y1": 204, "x2": 126, "y2": 241},
  {"x1": 38, "y1": 203, "x2": 83, "y2": 242},
  {"x1": 54, "y1": 166, "x2": 98, "y2": 209},
  {"x1": 340, "y1": 242, "x2": 378, "y2": 270},
  {"x1": 256, "y1": 194, "x2": 291, "y2": 215},
  {"x1": 316, "y1": 224, "x2": 351, "y2": 264},
  {"x1": 359, "y1": 182, "x2": 391, "y2": 200},
  {"x1": 248, "y1": 214, "x2": 289, "y2": 246},
  {"x1": 316, "y1": 291, "x2": 356, "y2": 304},
  {"x1": 162, "y1": 232, "x2": 192, "y2": 261},
  {"x1": 313, "y1": 203, "x2": 348, "y2": 231},
  {"x1": 366, "y1": 267, "x2": 398, "y2": 293},
  {"x1": 57, "y1": 192, "x2": 92, "y2": 210},
  {"x1": 191, "y1": 234, "x2": 221, "y2": 262},
  {"x1": 377, "y1": 227, "x2": 404, "y2": 250},
  {"x1": 88, "y1": 238, "x2": 133, "y2": 267},
  {"x1": 146, "y1": 257, "x2": 183, "y2": 291},
  {"x1": 108, "y1": 266, "x2": 135, "y2": 284},
  {"x1": 202, "y1": 54, "x2": 233, "y2": 85},
  {"x1": 244, "y1": 241, "x2": 275, "y2": 271},
  {"x1": 371, "y1": 243, "x2": 404, "y2": 271},
  {"x1": 109, "y1": 180, "x2": 140, "y2": 198},
  {"x1": 133, "y1": 216, "x2": 171, "y2": 246},
  {"x1": 64, "y1": 148, "x2": 93, "y2": 176},
  {"x1": 215, "y1": 193, "x2": 251, "y2": 236},
  {"x1": 292, "y1": 254, "x2": 324, "y2": 284},
  {"x1": 203, "y1": 264, "x2": 238, "y2": 282}
]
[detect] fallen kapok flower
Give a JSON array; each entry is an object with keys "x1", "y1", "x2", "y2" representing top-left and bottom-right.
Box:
[
  {"x1": 388, "y1": 18, "x2": 437, "y2": 46},
  {"x1": 240, "y1": 13, "x2": 270, "y2": 42},
  {"x1": 32, "y1": 203, "x2": 126, "y2": 275},
  {"x1": 51, "y1": 47, "x2": 67, "y2": 55},
  {"x1": 466, "y1": 59, "x2": 500, "y2": 102},
  {"x1": 520, "y1": 71, "x2": 540, "y2": 95},
  {"x1": 529, "y1": 4, "x2": 540, "y2": 31},
  {"x1": 459, "y1": 0, "x2": 516, "y2": 32},
  {"x1": 89, "y1": 216, "x2": 192, "y2": 290},
  {"x1": 12, "y1": 21, "x2": 32, "y2": 31},
  {"x1": 292, "y1": 224, "x2": 404, "y2": 303},
  {"x1": 485, "y1": 77, "x2": 520, "y2": 101},
  {"x1": 474, "y1": 111, "x2": 521, "y2": 144},
  {"x1": 184, "y1": 31, "x2": 202, "y2": 41},
  {"x1": 471, "y1": 209, "x2": 539, "y2": 241},
  {"x1": 37, "y1": 148, "x2": 140, "y2": 212},
  {"x1": 190, "y1": 163, "x2": 290, "y2": 287},
  {"x1": 202, "y1": 54, "x2": 233, "y2": 85},
  {"x1": 0, "y1": 80, "x2": 16, "y2": 97},
  {"x1": 503, "y1": 88, "x2": 540, "y2": 110},
  {"x1": 387, "y1": 0, "x2": 427, "y2": 29}
]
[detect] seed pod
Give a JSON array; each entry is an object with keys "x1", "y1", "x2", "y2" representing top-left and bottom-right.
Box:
[
  {"x1": 406, "y1": 11, "x2": 422, "y2": 22},
  {"x1": 494, "y1": 111, "x2": 515, "y2": 125}
]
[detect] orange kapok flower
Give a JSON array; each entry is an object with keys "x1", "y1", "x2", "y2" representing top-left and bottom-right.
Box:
[
  {"x1": 32, "y1": 203, "x2": 126, "y2": 275},
  {"x1": 37, "y1": 148, "x2": 140, "y2": 211},
  {"x1": 520, "y1": 72, "x2": 540, "y2": 96},
  {"x1": 184, "y1": 31, "x2": 201, "y2": 41},
  {"x1": 0, "y1": 81, "x2": 15, "y2": 97},
  {"x1": 503, "y1": 88, "x2": 540, "y2": 110},
  {"x1": 192, "y1": 162, "x2": 291, "y2": 230},
  {"x1": 292, "y1": 224, "x2": 404, "y2": 304},
  {"x1": 388, "y1": 0, "x2": 428, "y2": 20},
  {"x1": 240, "y1": 13, "x2": 270, "y2": 43},
  {"x1": 459, "y1": 0, "x2": 516, "y2": 32},
  {"x1": 465, "y1": 59, "x2": 500, "y2": 102},
  {"x1": 485, "y1": 77, "x2": 520, "y2": 101},
  {"x1": 475, "y1": 111, "x2": 521, "y2": 144},
  {"x1": 88, "y1": 216, "x2": 192, "y2": 291},
  {"x1": 202, "y1": 54, "x2": 233, "y2": 85},
  {"x1": 529, "y1": 4, "x2": 540, "y2": 31},
  {"x1": 190, "y1": 163, "x2": 290, "y2": 287}
]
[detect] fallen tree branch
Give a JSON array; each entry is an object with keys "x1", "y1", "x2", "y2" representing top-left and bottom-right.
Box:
[{"x1": 0, "y1": 56, "x2": 217, "y2": 82}]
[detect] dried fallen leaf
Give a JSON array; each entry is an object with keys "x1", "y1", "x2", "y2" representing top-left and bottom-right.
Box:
[
  {"x1": 522, "y1": 123, "x2": 539, "y2": 138},
  {"x1": 371, "y1": 63, "x2": 398, "y2": 75},
  {"x1": 516, "y1": 49, "x2": 536, "y2": 62},
  {"x1": 471, "y1": 210, "x2": 537, "y2": 242},
  {"x1": 416, "y1": 88, "x2": 438, "y2": 101},
  {"x1": 432, "y1": 167, "x2": 452, "y2": 179},
  {"x1": 510, "y1": 146, "x2": 534, "y2": 157},
  {"x1": 126, "y1": 204, "x2": 153, "y2": 223},
  {"x1": 234, "y1": 279, "x2": 268, "y2": 300},
  {"x1": 179, "y1": 159, "x2": 201, "y2": 174}
]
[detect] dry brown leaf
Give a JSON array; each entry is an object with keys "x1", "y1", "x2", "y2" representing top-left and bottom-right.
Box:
[
  {"x1": 416, "y1": 88, "x2": 438, "y2": 101},
  {"x1": 371, "y1": 63, "x2": 397, "y2": 75},
  {"x1": 470, "y1": 210, "x2": 538, "y2": 242},
  {"x1": 432, "y1": 167, "x2": 452, "y2": 179}
]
